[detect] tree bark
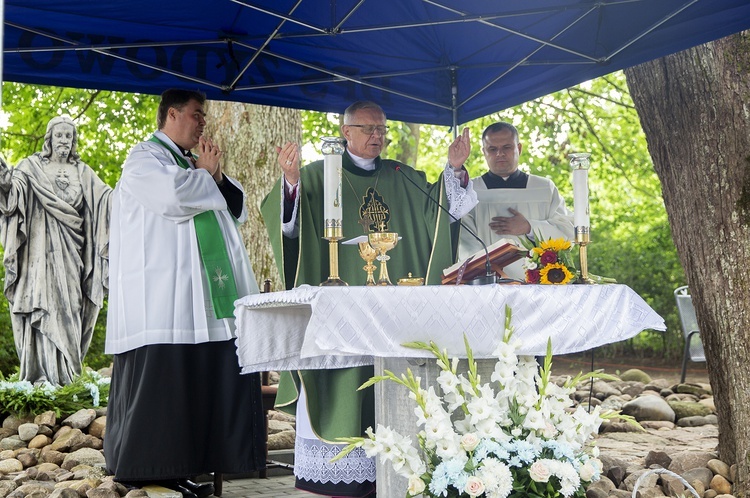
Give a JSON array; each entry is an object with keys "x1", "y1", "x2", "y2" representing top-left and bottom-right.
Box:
[
  {"x1": 204, "y1": 101, "x2": 301, "y2": 291},
  {"x1": 625, "y1": 32, "x2": 750, "y2": 495}
]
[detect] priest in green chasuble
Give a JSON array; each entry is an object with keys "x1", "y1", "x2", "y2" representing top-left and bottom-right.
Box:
[{"x1": 261, "y1": 101, "x2": 477, "y2": 497}]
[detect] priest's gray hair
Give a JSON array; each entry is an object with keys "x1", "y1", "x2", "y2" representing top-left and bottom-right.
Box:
[
  {"x1": 343, "y1": 101, "x2": 385, "y2": 124},
  {"x1": 41, "y1": 115, "x2": 80, "y2": 164}
]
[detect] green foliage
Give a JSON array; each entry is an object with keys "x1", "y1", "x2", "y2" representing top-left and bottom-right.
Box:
[
  {"x1": 0, "y1": 82, "x2": 159, "y2": 187},
  {"x1": 0, "y1": 369, "x2": 110, "y2": 418}
]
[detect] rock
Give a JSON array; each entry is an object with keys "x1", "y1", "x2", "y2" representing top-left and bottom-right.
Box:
[
  {"x1": 34, "y1": 412, "x2": 56, "y2": 427},
  {"x1": 29, "y1": 435, "x2": 52, "y2": 449},
  {"x1": 63, "y1": 448, "x2": 105, "y2": 468},
  {"x1": 49, "y1": 488, "x2": 80, "y2": 498},
  {"x1": 17, "y1": 423, "x2": 40, "y2": 442},
  {"x1": 680, "y1": 467, "x2": 714, "y2": 489},
  {"x1": 620, "y1": 382, "x2": 646, "y2": 398},
  {"x1": 586, "y1": 486, "x2": 609, "y2": 498},
  {"x1": 124, "y1": 490, "x2": 149, "y2": 497},
  {"x1": 668, "y1": 451, "x2": 717, "y2": 474},
  {"x1": 600, "y1": 396, "x2": 629, "y2": 411},
  {"x1": 50, "y1": 429, "x2": 86, "y2": 452},
  {"x1": 704, "y1": 490, "x2": 718, "y2": 498},
  {"x1": 86, "y1": 488, "x2": 119, "y2": 498},
  {"x1": 622, "y1": 396, "x2": 675, "y2": 422},
  {"x1": 623, "y1": 469, "x2": 659, "y2": 492},
  {"x1": 640, "y1": 421, "x2": 675, "y2": 430},
  {"x1": 268, "y1": 430, "x2": 296, "y2": 451},
  {"x1": 689, "y1": 479, "x2": 706, "y2": 496},
  {"x1": 677, "y1": 416, "x2": 710, "y2": 427},
  {"x1": 268, "y1": 419, "x2": 295, "y2": 434},
  {"x1": 644, "y1": 451, "x2": 671, "y2": 469},
  {"x1": 88, "y1": 417, "x2": 106, "y2": 439},
  {"x1": 62, "y1": 410, "x2": 97, "y2": 431},
  {"x1": 704, "y1": 413, "x2": 718, "y2": 425},
  {"x1": 710, "y1": 475, "x2": 732, "y2": 495},
  {"x1": 0, "y1": 458, "x2": 24, "y2": 473},
  {"x1": 699, "y1": 397, "x2": 716, "y2": 412},
  {"x1": 17, "y1": 451, "x2": 38, "y2": 468},
  {"x1": 2, "y1": 415, "x2": 33, "y2": 431},
  {"x1": 660, "y1": 472, "x2": 686, "y2": 496},
  {"x1": 0, "y1": 436, "x2": 27, "y2": 451},
  {"x1": 40, "y1": 448, "x2": 66, "y2": 466},
  {"x1": 674, "y1": 384, "x2": 711, "y2": 396},
  {"x1": 588, "y1": 476, "x2": 617, "y2": 494},
  {"x1": 0, "y1": 481, "x2": 17, "y2": 496},
  {"x1": 620, "y1": 369, "x2": 652, "y2": 383},
  {"x1": 268, "y1": 410, "x2": 295, "y2": 424},
  {"x1": 593, "y1": 381, "x2": 622, "y2": 398},
  {"x1": 668, "y1": 401, "x2": 712, "y2": 420}
]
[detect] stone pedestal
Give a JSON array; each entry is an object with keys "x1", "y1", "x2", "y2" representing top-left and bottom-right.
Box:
[{"x1": 373, "y1": 356, "x2": 498, "y2": 497}]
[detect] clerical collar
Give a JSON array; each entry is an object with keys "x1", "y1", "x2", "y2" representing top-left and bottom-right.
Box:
[
  {"x1": 482, "y1": 169, "x2": 528, "y2": 189},
  {"x1": 157, "y1": 131, "x2": 194, "y2": 158},
  {"x1": 346, "y1": 150, "x2": 377, "y2": 171}
]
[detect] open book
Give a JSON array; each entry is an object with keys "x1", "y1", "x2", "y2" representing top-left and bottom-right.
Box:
[{"x1": 442, "y1": 238, "x2": 524, "y2": 284}]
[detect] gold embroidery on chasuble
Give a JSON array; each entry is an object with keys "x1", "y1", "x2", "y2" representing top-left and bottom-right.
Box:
[{"x1": 359, "y1": 187, "x2": 390, "y2": 232}]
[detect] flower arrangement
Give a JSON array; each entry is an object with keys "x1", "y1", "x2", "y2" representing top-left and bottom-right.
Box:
[
  {"x1": 520, "y1": 236, "x2": 577, "y2": 285},
  {"x1": 335, "y1": 307, "x2": 630, "y2": 498}
]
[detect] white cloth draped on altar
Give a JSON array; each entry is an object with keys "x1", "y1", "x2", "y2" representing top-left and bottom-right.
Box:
[{"x1": 234, "y1": 284, "x2": 665, "y2": 373}]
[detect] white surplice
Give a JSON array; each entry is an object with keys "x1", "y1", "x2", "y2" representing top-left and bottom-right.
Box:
[
  {"x1": 458, "y1": 174, "x2": 574, "y2": 280},
  {"x1": 105, "y1": 130, "x2": 259, "y2": 354}
]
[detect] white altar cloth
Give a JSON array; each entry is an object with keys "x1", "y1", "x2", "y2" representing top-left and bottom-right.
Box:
[{"x1": 234, "y1": 284, "x2": 665, "y2": 374}]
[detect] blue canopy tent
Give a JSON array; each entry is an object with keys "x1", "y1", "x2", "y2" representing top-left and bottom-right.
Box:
[{"x1": 3, "y1": 0, "x2": 750, "y2": 126}]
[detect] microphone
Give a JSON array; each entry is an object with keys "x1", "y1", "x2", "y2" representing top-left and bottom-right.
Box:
[{"x1": 392, "y1": 163, "x2": 501, "y2": 285}]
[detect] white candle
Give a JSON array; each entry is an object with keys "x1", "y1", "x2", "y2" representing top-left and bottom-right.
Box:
[
  {"x1": 323, "y1": 153, "x2": 343, "y2": 223},
  {"x1": 572, "y1": 168, "x2": 589, "y2": 227}
]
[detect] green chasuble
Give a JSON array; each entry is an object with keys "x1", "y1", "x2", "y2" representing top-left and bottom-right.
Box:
[{"x1": 260, "y1": 152, "x2": 455, "y2": 442}]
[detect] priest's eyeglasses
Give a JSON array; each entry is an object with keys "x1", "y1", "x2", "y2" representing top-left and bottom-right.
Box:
[{"x1": 348, "y1": 124, "x2": 389, "y2": 136}]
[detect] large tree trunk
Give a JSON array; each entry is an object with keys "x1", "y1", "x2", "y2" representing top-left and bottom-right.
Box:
[
  {"x1": 625, "y1": 32, "x2": 750, "y2": 495},
  {"x1": 204, "y1": 101, "x2": 301, "y2": 292}
]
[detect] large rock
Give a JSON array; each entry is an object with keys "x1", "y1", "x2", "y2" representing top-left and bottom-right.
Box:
[
  {"x1": 50, "y1": 429, "x2": 86, "y2": 452},
  {"x1": 622, "y1": 395, "x2": 675, "y2": 422},
  {"x1": 668, "y1": 401, "x2": 712, "y2": 420},
  {"x1": 668, "y1": 451, "x2": 718, "y2": 474},
  {"x1": 18, "y1": 423, "x2": 40, "y2": 442},
  {"x1": 62, "y1": 448, "x2": 106, "y2": 468},
  {"x1": 619, "y1": 369, "x2": 652, "y2": 384},
  {"x1": 62, "y1": 410, "x2": 97, "y2": 430}
]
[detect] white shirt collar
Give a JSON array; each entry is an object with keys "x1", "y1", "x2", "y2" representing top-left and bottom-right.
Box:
[{"x1": 346, "y1": 150, "x2": 377, "y2": 171}]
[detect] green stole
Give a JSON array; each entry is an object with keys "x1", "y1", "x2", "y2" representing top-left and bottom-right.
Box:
[{"x1": 148, "y1": 135, "x2": 238, "y2": 319}]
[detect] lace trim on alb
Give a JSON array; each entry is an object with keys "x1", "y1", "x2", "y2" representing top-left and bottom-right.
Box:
[
  {"x1": 293, "y1": 435, "x2": 376, "y2": 484},
  {"x1": 444, "y1": 164, "x2": 478, "y2": 220}
]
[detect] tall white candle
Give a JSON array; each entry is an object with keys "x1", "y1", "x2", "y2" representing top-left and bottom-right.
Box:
[
  {"x1": 572, "y1": 168, "x2": 589, "y2": 227},
  {"x1": 323, "y1": 153, "x2": 343, "y2": 223}
]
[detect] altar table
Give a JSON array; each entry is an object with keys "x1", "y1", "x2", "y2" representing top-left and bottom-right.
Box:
[
  {"x1": 234, "y1": 283, "x2": 665, "y2": 497},
  {"x1": 234, "y1": 284, "x2": 665, "y2": 374}
]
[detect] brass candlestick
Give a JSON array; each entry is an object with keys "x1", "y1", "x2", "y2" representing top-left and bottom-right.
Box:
[
  {"x1": 320, "y1": 137, "x2": 348, "y2": 286},
  {"x1": 368, "y1": 232, "x2": 399, "y2": 286},
  {"x1": 575, "y1": 226, "x2": 595, "y2": 284}
]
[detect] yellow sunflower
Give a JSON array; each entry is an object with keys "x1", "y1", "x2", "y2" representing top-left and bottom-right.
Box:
[
  {"x1": 538, "y1": 237, "x2": 572, "y2": 252},
  {"x1": 539, "y1": 262, "x2": 575, "y2": 284}
]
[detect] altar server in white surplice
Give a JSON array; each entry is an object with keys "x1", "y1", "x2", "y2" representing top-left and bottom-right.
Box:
[
  {"x1": 458, "y1": 122, "x2": 574, "y2": 281},
  {"x1": 104, "y1": 89, "x2": 265, "y2": 497}
]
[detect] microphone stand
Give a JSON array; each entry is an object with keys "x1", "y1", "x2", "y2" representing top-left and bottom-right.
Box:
[{"x1": 393, "y1": 164, "x2": 503, "y2": 285}]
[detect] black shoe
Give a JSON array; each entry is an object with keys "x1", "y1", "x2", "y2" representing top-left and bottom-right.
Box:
[
  {"x1": 179, "y1": 479, "x2": 215, "y2": 498},
  {"x1": 153, "y1": 480, "x2": 199, "y2": 498}
]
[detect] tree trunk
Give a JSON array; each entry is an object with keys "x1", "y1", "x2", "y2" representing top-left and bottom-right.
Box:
[
  {"x1": 204, "y1": 101, "x2": 301, "y2": 292},
  {"x1": 625, "y1": 32, "x2": 750, "y2": 496}
]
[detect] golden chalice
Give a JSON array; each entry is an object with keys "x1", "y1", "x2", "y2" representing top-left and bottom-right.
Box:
[
  {"x1": 358, "y1": 241, "x2": 378, "y2": 286},
  {"x1": 368, "y1": 232, "x2": 399, "y2": 286}
]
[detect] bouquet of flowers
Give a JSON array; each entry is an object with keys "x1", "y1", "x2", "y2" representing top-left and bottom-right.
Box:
[
  {"x1": 519, "y1": 236, "x2": 577, "y2": 285},
  {"x1": 334, "y1": 307, "x2": 629, "y2": 498}
]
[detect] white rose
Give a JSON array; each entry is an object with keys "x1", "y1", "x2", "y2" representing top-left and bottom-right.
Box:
[
  {"x1": 579, "y1": 461, "x2": 596, "y2": 482},
  {"x1": 529, "y1": 460, "x2": 551, "y2": 483},
  {"x1": 465, "y1": 476, "x2": 486, "y2": 497},
  {"x1": 407, "y1": 476, "x2": 426, "y2": 496},
  {"x1": 460, "y1": 433, "x2": 480, "y2": 452}
]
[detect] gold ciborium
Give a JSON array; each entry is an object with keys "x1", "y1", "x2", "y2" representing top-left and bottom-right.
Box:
[
  {"x1": 358, "y1": 241, "x2": 378, "y2": 286},
  {"x1": 368, "y1": 232, "x2": 399, "y2": 286}
]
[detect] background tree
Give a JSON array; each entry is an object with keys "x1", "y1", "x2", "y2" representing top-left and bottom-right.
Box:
[
  {"x1": 625, "y1": 31, "x2": 750, "y2": 494},
  {"x1": 203, "y1": 101, "x2": 300, "y2": 290}
]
